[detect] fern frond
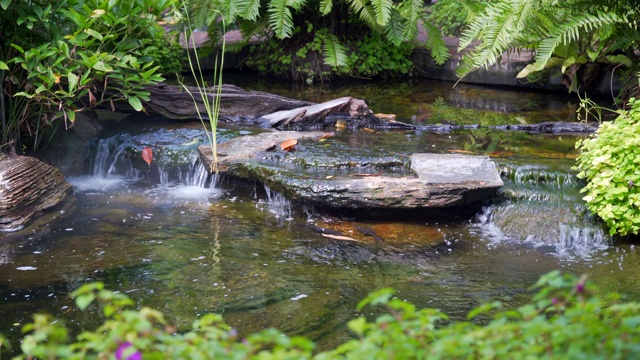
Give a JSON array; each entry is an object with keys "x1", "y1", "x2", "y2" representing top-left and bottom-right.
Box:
[
  {"x1": 322, "y1": 34, "x2": 348, "y2": 67},
  {"x1": 347, "y1": 0, "x2": 381, "y2": 31},
  {"x1": 267, "y1": 0, "x2": 294, "y2": 39},
  {"x1": 319, "y1": 0, "x2": 332, "y2": 16},
  {"x1": 531, "y1": 11, "x2": 625, "y2": 73},
  {"x1": 236, "y1": 0, "x2": 261, "y2": 21},
  {"x1": 398, "y1": 0, "x2": 423, "y2": 41},
  {"x1": 370, "y1": 0, "x2": 392, "y2": 26},
  {"x1": 384, "y1": 10, "x2": 406, "y2": 46},
  {"x1": 421, "y1": 21, "x2": 450, "y2": 65}
]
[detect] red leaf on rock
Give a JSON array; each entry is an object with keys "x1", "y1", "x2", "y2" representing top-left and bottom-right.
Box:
[
  {"x1": 280, "y1": 139, "x2": 297, "y2": 152},
  {"x1": 142, "y1": 147, "x2": 153, "y2": 166}
]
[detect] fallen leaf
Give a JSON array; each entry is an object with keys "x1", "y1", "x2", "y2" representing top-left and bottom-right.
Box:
[
  {"x1": 318, "y1": 132, "x2": 335, "y2": 140},
  {"x1": 142, "y1": 147, "x2": 153, "y2": 166},
  {"x1": 280, "y1": 138, "x2": 297, "y2": 152},
  {"x1": 448, "y1": 149, "x2": 478, "y2": 155},
  {"x1": 361, "y1": 128, "x2": 377, "y2": 133},
  {"x1": 352, "y1": 170, "x2": 383, "y2": 177},
  {"x1": 321, "y1": 233, "x2": 361, "y2": 242}
]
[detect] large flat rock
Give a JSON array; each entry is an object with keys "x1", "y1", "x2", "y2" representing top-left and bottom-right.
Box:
[
  {"x1": 199, "y1": 131, "x2": 503, "y2": 210},
  {"x1": 411, "y1": 153, "x2": 503, "y2": 185}
]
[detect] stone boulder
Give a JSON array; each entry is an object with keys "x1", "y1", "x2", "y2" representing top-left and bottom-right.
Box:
[
  {"x1": 0, "y1": 155, "x2": 72, "y2": 232},
  {"x1": 199, "y1": 131, "x2": 503, "y2": 210}
]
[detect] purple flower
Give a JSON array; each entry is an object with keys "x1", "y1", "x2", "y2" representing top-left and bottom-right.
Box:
[
  {"x1": 552, "y1": 297, "x2": 558, "y2": 306},
  {"x1": 576, "y1": 282, "x2": 585, "y2": 294},
  {"x1": 115, "y1": 342, "x2": 142, "y2": 360}
]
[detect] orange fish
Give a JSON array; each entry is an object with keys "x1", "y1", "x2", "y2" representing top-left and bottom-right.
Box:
[{"x1": 142, "y1": 147, "x2": 153, "y2": 166}]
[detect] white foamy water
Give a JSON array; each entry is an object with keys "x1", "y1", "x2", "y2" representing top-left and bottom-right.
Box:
[{"x1": 68, "y1": 175, "x2": 129, "y2": 192}]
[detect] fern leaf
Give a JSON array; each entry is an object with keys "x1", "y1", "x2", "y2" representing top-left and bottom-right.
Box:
[
  {"x1": 384, "y1": 10, "x2": 406, "y2": 46},
  {"x1": 398, "y1": 0, "x2": 424, "y2": 41},
  {"x1": 237, "y1": 0, "x2": 261, "y2": 21},
  {"x1": 532, "y1": 12, "x2": 624, "y2": 73},
  {"x1": 370, "y1": 0, "x2": 392, "y2": 26},
  {"x1": 347, "y1": 0, "x2": 380, "y2": 31},
  {"x1": 319, "y1": 0, "x2": 332, "y2": 15},
  {"x1": 267, "y1": 0, "x2": 294, "y2": 39},
  {"x1": 422, "y1": 21, "x2": 450, "y2": 65},
  {"x1": 322, "y1": 34, "x2": 348, "y2": 67}
]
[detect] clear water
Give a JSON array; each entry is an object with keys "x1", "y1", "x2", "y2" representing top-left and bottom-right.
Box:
[{"x1": 1, "y1": 77, "x2": 637, "y2": 354}]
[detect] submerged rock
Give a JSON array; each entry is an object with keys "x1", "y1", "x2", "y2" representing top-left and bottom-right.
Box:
[
  {"x1": 199, "y1": 131, "x2": 503, "y2": 210},
  {"x1": 0, "y1": 155, "x2": 72, "y2": 232}
]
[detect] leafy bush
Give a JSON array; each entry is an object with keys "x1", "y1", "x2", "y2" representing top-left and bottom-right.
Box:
[
  {"x1": 246, "y1": 25, "x2": 415, "y2": 81},
  {"x1": 4, "y1": 271, "x2": 640, "y2": 359},
  {"x1": 427, "y1": 0, "x2": 489, "y2": 37},
  {"x1": 575, "y1": 98, "x2": 640, "y2": 236}
]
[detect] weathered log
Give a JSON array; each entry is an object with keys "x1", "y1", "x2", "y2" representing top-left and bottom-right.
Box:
[
  {"x1": 141, "y1": 83, "x2": 313, "y2": 121},
  {"x1": 134, "y1": 84, "x2": 415, "y2": 130},
  {"x1": 0, "y1": 155, "x2": 72, "y2": 232}
]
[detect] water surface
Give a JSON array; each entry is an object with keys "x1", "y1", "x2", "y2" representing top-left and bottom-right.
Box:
[{"x1": 0, "y1": 77, "x2": 636, "y2": 354}]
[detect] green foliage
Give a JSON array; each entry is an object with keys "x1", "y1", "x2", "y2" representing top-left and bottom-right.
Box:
[
  {"x1": 5, "y1": 272, "x2": 640, "y2": 359},
  {"x1": 187, "y1": 0, "x2": 448, "y2": 80},
  {"x1": 574, "y1": 97, "x2": 640, "y2": 236},
  {"x1": 427, "y1": 0, "x2": 489, "y2": 37},
  {"x1": 0, "y1": 0, "x2": 177, "y2": 153},
  {"x1": 457, "y1": 0, "x2": 640, "y2": 96},
  {"x1": 247, "y1": 26, "x2": 415, "y2": 80},
  {"x1": 180, "y1": 4, "x2": 225, "y2": 173}
]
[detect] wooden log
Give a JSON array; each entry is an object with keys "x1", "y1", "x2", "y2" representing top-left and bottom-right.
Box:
[{"x1": 141, "y1": 83, "x2": 313, "y2": 121}]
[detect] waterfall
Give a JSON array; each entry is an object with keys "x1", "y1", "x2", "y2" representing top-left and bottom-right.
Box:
[{"x1": 70, "y1": 132, "x2": 219, "y2": 197}]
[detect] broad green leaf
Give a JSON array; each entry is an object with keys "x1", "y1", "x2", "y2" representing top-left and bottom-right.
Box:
[
  {"x1": 85, "y1": 28, "x2": 103, "y2": 40},
  {"x1": 561, "y1": 56, "x2": 576, "y2": 74},
  {"x1": 0, "y1": 0, "x2": 10, "y2": 11},
  {"x1": 75, "y1": 293, "x2": 95, "y2": 310},
  {"x1": 93, "y1": 61, "x2": 113, "y2": 72},
  {"x1": 0, "y1": 61, "x2": 8, "y2": 71},
  {"x1": 605, "y1": 54, "x2": 632, "y2": 67},
  {"x1": 90, "y1": 9, "x2": 106, "y2": 18},
  {"x1": 128, "y1": 96, "x2": 143, "y2": 111},
  {"x1": 68, "y1": 109, "x2": 77, "y2": 122},
  {"x1": 67, "y1": 72, "x2": 78, "y2": 93}
]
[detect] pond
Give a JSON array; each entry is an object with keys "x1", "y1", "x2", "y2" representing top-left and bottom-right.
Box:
[{"x1": 0, "y1": 76, "x2": 638, "y2": 354}]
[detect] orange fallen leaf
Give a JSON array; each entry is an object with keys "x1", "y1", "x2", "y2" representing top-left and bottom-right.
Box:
[
  {"x1": 318, "y1": 132, "x2": 335, "y2": 140},
  {"x1": 280, "y1": 138, "x2": 297, "y2": 152},
  {"x1": 352, "y1": 170, "x2": 383, "y2": 177},
  {"x1": 142, "y1": 146, "x2": 153, "y2": 166},
  {"x1": 448, "y1": 149, "x2": 478, "y2": 155},
  {"x1": 321, "y1": 233, "x2": 361, "y2": 242}
]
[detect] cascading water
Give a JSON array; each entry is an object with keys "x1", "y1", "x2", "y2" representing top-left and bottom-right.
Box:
[
  {"x1": 473, "y1": 162, "x2": 610, "y2": 258},
  {"x1": 69, "y1": 128, "x2": 220, "y2": 201}
]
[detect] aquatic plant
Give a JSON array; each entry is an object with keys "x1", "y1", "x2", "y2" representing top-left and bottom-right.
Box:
[
  {"x1": 575, "y1": 97, "x2": 640, "y2": 236},
  {"x1": 179, "y1": 4, "x2": 225, "y2": 173},
  {"x1": 5, "y1": 271, "x2": 640, "y2": 359}
]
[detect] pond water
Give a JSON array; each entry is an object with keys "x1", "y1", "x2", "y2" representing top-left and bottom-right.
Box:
[{"x1": 1, "y1": 76, "x2": 638, "y2": 353}]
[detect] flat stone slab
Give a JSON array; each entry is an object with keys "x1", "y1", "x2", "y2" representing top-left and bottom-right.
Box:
[
  {"x1": 199, "y1": 131, "x2": 503, "y2": 210},
  {"x1": 411, "y1": 153, "x2": 503, "y2": 185}
]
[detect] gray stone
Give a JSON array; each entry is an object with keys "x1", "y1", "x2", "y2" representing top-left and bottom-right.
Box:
[
  {"x1": 410, "y1": 154, "x2": 503, "y2": 185},
  {"x1": 199, "y1": 131, "x2": 503, "y2": 211},
  {"x1": 0, "y1": 155, "x2": 72, "y2": 232}
]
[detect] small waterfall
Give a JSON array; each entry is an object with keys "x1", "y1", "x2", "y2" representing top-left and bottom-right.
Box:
[
  {"x1": 473, "y1": 162, "x2": 610, "y2": 257},
  {"x1": 71, "y1": 131, "x2": 219, "y2": 198},
  {"x1": 260, "y1": 184, "x2": 293, "y2": 221}
]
